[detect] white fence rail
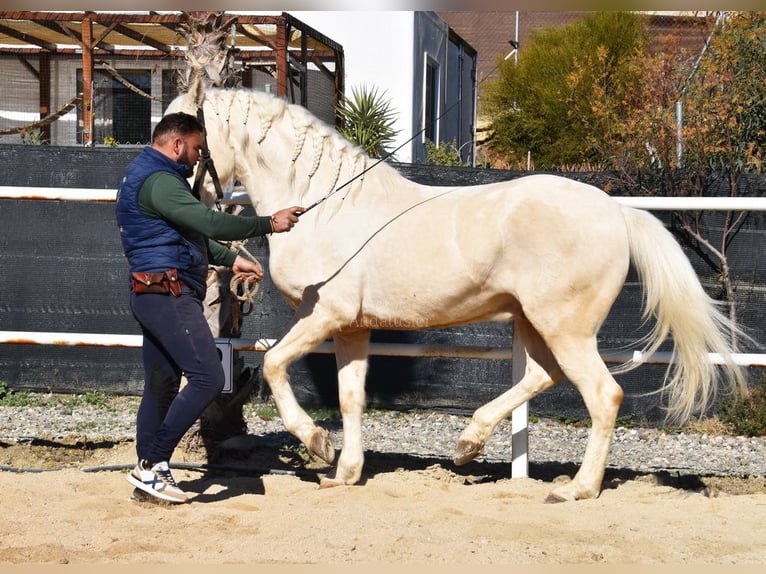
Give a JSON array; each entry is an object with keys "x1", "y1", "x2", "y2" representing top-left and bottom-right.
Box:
[
  {"x1": 3, "y1": 185, "x2": 766, "y2": 211},
  {"x1": 1, "y1": 185, "x2": 765, "y2": 478}
]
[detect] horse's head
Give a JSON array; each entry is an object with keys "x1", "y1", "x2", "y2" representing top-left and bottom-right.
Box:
[{"x1": 165, "y1": 76, "x2": 238, "y2": 206}]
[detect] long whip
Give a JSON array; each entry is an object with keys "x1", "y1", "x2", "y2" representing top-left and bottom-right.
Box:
[{"x1": 299, "y1": 48, "x2": 514, "y2": 215}]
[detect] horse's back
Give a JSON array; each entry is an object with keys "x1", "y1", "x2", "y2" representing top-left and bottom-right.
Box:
[
  {"x1": 472, "y1": 173, "x2": 617, "y2": 209},
  {"x1": 444, "y1": 174, "x2": 629, "y2": 265}
]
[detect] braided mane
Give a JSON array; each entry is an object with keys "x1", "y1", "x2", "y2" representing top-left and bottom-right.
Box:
[{"x1": 200, "y1": 88, "x2": 399, "y2": 210}]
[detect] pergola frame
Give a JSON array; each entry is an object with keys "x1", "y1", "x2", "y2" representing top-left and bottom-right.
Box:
[{"x1": 0, "y1": 11, "x2": 345, "y2": 144}]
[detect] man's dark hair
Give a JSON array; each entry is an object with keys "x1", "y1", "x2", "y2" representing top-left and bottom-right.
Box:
[{"x1": 152, "y1": 112, "x2": 204, "y2": 144}]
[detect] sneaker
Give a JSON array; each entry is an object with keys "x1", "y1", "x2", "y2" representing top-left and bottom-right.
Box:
[{"x1": 127, "y1": 459, "x2": 188, "y2": 504}]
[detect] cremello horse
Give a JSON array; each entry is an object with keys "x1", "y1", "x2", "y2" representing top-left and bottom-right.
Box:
[{"x1": 167, "y1": 82, "x2": 747, "y2": 502}]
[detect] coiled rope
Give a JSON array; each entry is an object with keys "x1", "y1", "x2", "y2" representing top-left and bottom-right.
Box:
[{"x1": 226, "y1": 241, "x2": 262, "y2": 316}]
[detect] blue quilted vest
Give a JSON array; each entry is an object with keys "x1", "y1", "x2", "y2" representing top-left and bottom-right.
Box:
[{"x1": 115, "y1": 146, "x2": 208, "y2": 297}]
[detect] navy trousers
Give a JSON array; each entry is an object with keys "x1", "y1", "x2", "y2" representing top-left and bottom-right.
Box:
[{"x1": 129, "y1": 286, "x2": 224, "y2": 463}]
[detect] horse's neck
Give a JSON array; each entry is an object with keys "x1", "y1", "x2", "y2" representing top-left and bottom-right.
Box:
[{"x1": 218, "y1": 90, "x2": 424, "y2": 215}]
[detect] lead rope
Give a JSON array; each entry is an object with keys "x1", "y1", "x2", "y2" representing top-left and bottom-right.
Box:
[
  {"x1": 299, "y1": 50, "x2": 513, "y2": 217},
  {"x1": 193, "y1": 106, "x2": 225, "y2": 207},
  {"x1": 193, "y1": 104, "x2": 263, "y2": 310},
  {"x1": 227, "y1": 239, "x2": 261, "y2": 316}
]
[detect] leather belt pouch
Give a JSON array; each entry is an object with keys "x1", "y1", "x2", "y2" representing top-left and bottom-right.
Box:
[{"x1": 131, "y1": 269, "x2": 183, "y2": 296}]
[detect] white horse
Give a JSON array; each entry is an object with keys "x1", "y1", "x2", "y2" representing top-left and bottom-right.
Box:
[{"x1": 167, "y1": 82, "x2": 748, "y2": 502}]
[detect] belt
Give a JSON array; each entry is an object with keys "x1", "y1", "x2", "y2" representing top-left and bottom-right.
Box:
[{"x1": 130, "y1": 269, "x2": 185, "y2": 296}]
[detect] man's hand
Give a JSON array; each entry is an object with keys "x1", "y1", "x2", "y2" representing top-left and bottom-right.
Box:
[
  {"x1": 270, "y1": 206, "x2": 305, "y2": 233},
  {"x1": 232, "y1": 255, "x2": 263, "y2": 281}
]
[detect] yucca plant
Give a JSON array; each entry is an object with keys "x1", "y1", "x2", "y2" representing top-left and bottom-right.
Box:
[{"x1": 336, "y1": 85, "x2": 399, "y2": 158}]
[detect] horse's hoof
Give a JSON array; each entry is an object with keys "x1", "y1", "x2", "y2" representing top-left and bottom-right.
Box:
[
  {"x1": 309, "y1": 427, "x2": 335, "y2": 464},
  {"x1": 453, "y1": 438, "x2": 484, "y2": 466},
  {"x1": 544, "y1": 492, "x2": 569, "y2": 504},
  {"x1": 319, "y1": 476, "x2": 344, "y2": 489}
]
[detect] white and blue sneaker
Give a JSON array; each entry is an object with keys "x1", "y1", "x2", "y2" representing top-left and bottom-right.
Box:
[{"x1": 127, "y1": 459, "x2": 188, "y2": 504}]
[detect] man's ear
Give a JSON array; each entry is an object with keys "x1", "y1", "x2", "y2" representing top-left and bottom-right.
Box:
[{"x1": 168, "y1": 135, "x2": 184, "y2": 158}]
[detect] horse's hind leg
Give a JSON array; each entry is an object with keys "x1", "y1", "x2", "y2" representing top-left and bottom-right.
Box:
[
  {"x1": 544, "y1": 337, "x2": 623, "y2": 502},
  {"x1": 455, "y1": 318, "x2": 564, "y2": 465}
]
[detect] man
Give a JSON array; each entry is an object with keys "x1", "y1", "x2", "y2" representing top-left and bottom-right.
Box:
[{"x1": 116, "y1": 112, "x2": 303, "y2": 503}]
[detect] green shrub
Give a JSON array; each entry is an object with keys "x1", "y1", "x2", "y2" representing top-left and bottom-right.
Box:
[
  {"x1": 336, "y1": 84, "x2": 399, "y2": 158},
  {"x1": 424, "y1": 138, "x2": 470, "y2": 167},
  {"x1": 0, "y1": 382, "x2": 33, "y2": 407},
  {"x1": 719, "y1": 377, "x2": 766, "y2": 436},
  {"x1": 21, "y1": 129, "x2": 45, "y2": 145}
]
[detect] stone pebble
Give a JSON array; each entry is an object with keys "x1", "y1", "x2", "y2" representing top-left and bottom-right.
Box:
[{"x1": 1, "y1": 398, "x2": 764, "y2": 478}]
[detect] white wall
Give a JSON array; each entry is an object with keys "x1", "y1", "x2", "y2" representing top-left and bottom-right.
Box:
[{"x1": 262, "y1": 11, "x2": 417, "y2": 162}]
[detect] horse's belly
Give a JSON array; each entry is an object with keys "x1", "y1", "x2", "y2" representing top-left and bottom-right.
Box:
[{"x1": 359, "y1": 280, "x2": 520, "y2": 330}]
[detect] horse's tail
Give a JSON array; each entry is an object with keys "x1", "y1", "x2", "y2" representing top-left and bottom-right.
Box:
[{"x1": 618, "y1": 205, "x2": 749, "y2": 424}]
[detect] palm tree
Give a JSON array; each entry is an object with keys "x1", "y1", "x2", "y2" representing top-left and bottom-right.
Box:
[{"x1": 177, "y1": 11, "x2": 241, "y2": 92}]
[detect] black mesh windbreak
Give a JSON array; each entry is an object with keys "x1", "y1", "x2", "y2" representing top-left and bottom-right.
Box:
[{"x1": 0, "y1": 147, "x2": 763, "y2": 423}]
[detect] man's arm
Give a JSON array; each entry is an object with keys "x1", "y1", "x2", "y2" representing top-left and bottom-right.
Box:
[
  {"x1": 139, "y1": 172, "x2": 273, "y2": 239},
  {"x1": 207, "y1": 240, "x2": 263, "y2": 280},
  {"x1": 207, "y1": 238, "x2": 237, "y2": 267}
]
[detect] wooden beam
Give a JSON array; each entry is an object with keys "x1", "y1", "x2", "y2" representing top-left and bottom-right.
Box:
[
  {"x1": 237, "y1": 22, "x2": 276, "y2": 50},
  {"x1": 0, "y1": 11, "x2": 183, "y2": 24},
  {"x1": 112, "y1": 22, "x2": 172, "y2": 53},
  {"x1": 0, "y1": 22, "x2": 57, "y2": 51},
  {"x1": 15, "y1": 53, "x2": 38, "y2": 77},
  {"x1": 275, "y1": 18, "x2": 288, "y2": 98},
  {"x1": 80, "y1": 15, "x2": 94, "y2": 146},
  {"x1": 39, "y1": 52, "x2": 51, "y2": 142},
  {"x1": 92, "y1": 22, "x2": 117, "y2": 52},
  {"x1": 33, "y1": 20, "x2": 117, "y2": 53}
]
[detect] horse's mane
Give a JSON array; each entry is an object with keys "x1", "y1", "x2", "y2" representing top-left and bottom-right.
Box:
[{"x1": 201, "y1": 87, "x2": 403, "y2": 208}]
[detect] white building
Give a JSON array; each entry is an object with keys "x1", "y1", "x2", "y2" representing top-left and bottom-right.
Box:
[{"x1": 274, "y1": 11, "x2": 477, "y2": 164}]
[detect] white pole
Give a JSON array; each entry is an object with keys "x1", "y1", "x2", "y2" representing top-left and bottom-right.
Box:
[
  {"x1": 511, "y1": 324, "x2": 529, "y2": 477},
  {"x1": 614, "y1": 196, "x2": 766, "y2": 211}
]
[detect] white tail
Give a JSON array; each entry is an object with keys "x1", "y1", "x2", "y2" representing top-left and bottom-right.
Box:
[{"x1": 619, "y1": 206, "x2": 748, "y2": 423}]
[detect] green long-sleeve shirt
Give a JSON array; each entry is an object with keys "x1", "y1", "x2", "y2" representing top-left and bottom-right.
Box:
[{"x1": 138, "y1": 172, "x2": 272, "y2": 267}]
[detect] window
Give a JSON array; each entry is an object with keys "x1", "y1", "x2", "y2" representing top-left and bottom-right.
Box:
[
  {"x1": 424, "y1": 58, "x2": 439, "y2": 143},
  {"x1": 76, "y1": 68, "x2": 151, "y2": 145}
]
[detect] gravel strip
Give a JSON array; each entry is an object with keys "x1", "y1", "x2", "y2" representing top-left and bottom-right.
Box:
[{"x1": 1, "y1": 396, "x2": 765, "y2": 478}]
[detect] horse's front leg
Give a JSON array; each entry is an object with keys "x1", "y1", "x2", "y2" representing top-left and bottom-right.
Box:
[
  {"x1": 319, "y1": 330, "x2": 371, "y2": 488},
  {"x1": 262, "y1": 306, "x2": 337, "y2": 465}
]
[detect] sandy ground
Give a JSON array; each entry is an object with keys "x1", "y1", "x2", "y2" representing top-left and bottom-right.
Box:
[{"x1": 0, "y1": 438, "x2": 765, "y2": 565}]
